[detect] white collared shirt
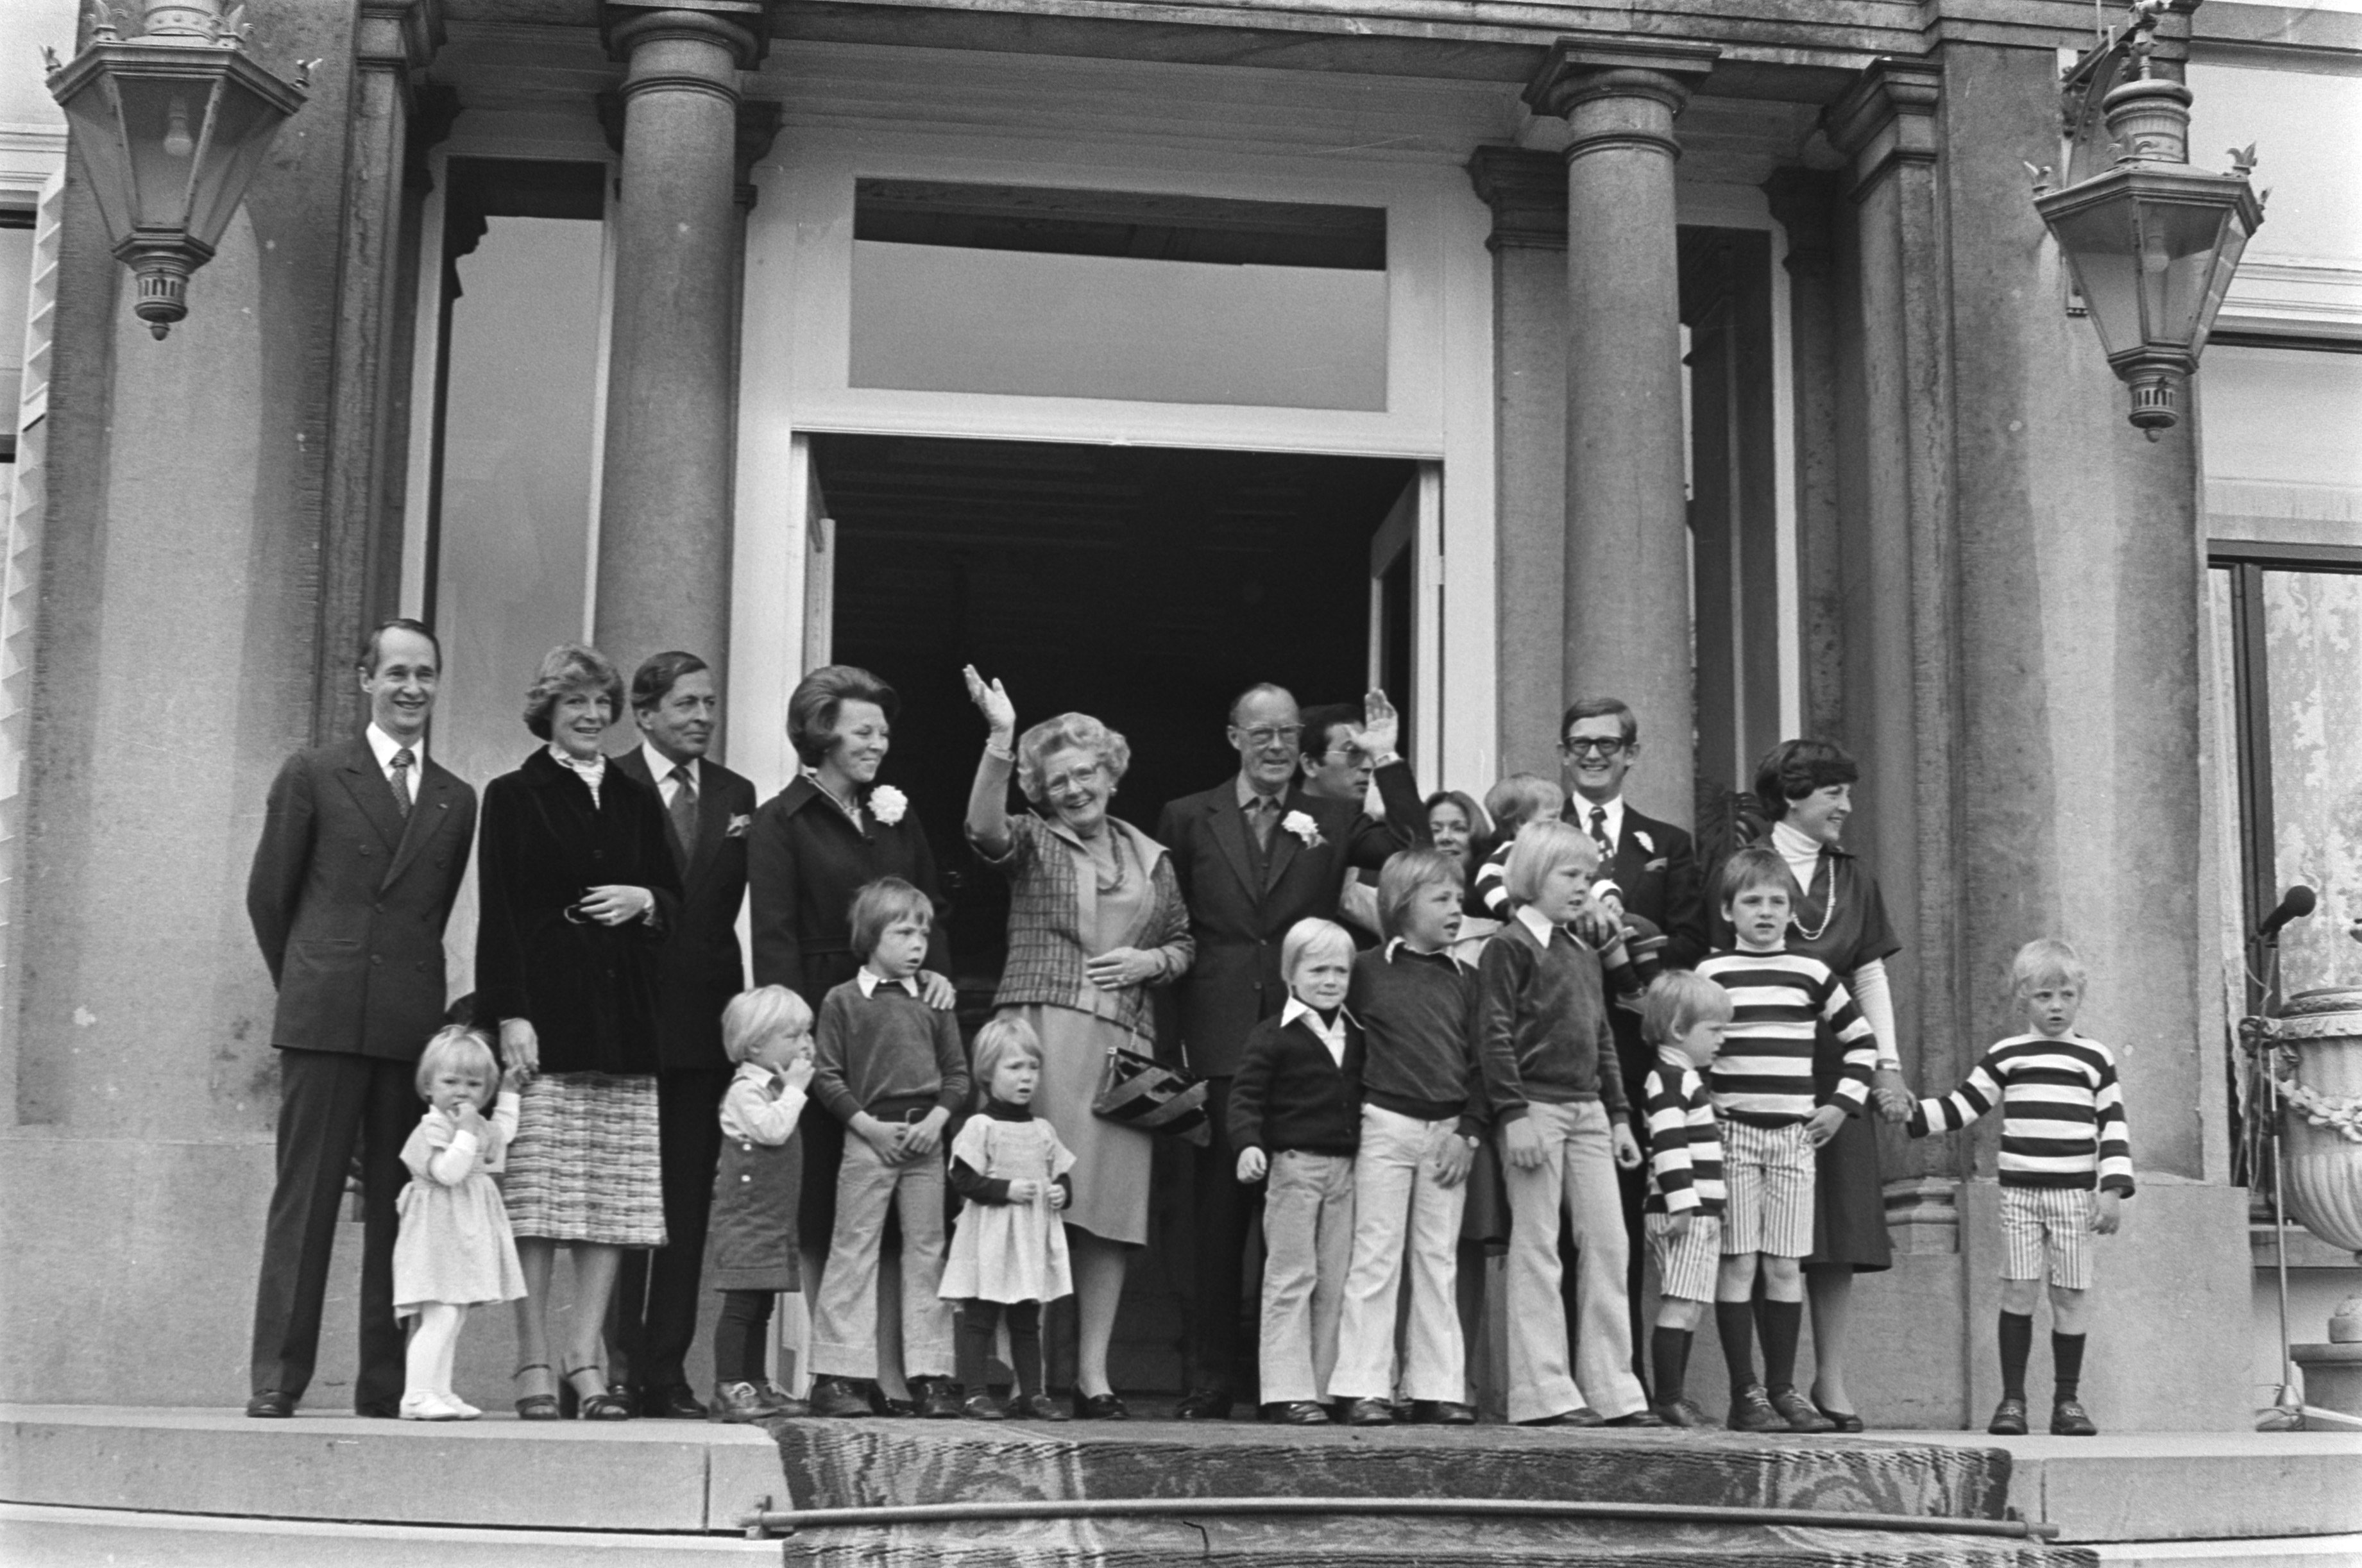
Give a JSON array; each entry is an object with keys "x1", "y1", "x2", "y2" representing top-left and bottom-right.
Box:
[
  {"x1": 1382, "y1": 936, "x2": 1468, "y2": 972},
  {"x1": 1280, "y1": 995, "x2": 1351, "y2": 1066},
  {"x1": 365, "y1": 722, "x2": 425, "y2": 787},
  {"x1": 1576, "y1": 793, "x2": 1626, "y2": 856},
  {"x1": 1513, "y1": 902, "x2": 1567, "y2": 948},
  {"x1": 855, "y1": 967, "x2": 922, "y2": 999},
  {"x1": 641, "y1": 741, "x2": 699, "y2": 808}
]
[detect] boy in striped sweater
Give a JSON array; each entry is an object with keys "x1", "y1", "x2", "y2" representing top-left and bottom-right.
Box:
[
  {"x1": 1908, "y1": 938, "x2": 2130, "y2": 1438},
  {"x1": 1697, "y1": 848, "x2": 1878, "y2": 1434},
  {"x1": 1637, "y1": 971, "x2": 1732, "y2": 1428}
]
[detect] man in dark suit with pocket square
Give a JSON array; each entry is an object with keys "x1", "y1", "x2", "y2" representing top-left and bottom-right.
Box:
[
  {"x1": 1559, "y1": 695, "x2": 1704, "y2": 1387},
  {"x1": 604, "y1": 651, "x2": 759, "y2": 1419},
  {"x1": 244, "y1": 620, "x2": 478, "y2": 1418},
  {"x1": 1156, "y1": 684, "x2": 1424, "y2": 1419}
]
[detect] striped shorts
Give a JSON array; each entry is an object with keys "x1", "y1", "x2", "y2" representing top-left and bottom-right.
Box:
[
  {"x1": 1645, "y1": 1211, "x2": 1723, "y2": 1304},
  {"x1": 2000, "y1": 1186, "x2": 2096, "y2": 1290},
  {"x1": 1719, "y1": 1120, "x2": 1815, "y2": 1260}
]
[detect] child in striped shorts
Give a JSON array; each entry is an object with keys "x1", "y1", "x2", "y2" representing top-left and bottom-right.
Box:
[
  {"x1": 1908, "y1": 938, "x2": 2130, "y2": 1438},
  {"x1": 1697, "y1": 848, "x2": 1878, "y2": 1434},
  {"x1": 1637, "y1": 972, "x2": 1732, "y2": 1428}
]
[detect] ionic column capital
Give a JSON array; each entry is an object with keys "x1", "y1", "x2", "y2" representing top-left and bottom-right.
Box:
[
  {"x1": 1824, "y1": 58, "x2": 1943, "y2": 198},
  {"x1": 603, "y1": 2, "x2": 769, "y2": 82},
  {"x1": 1524, "y1": 35, "x2": 1717, "y2": 161},
  {"x1": 1466, "y1": 146, "x2": 1567, "y2": 251}
]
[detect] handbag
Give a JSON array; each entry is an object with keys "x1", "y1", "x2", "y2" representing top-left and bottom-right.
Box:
[{"x1": 1091, "y1": 1041, "x2": 1211, "y2": 1147}]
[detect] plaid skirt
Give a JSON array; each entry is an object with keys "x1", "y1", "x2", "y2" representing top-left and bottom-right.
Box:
[{"x1": 504, "y1": 1072, "x2": 667, "y2": 1247}]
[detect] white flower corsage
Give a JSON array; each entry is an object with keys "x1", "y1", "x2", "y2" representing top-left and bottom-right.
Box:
[
  {"x1": 1280, "y1": 810, "x2": 1325, "y2": 848},
  {"x1": 726, "y1": 813, "x2": 752, "y2": 838},
  {"x1": 869, "y1": 785, "x2": 910, "y2": 826}
]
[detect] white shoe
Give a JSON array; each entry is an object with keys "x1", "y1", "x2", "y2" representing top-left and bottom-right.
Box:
[
  {"x1": 400, "y1": 1391, "x2": 466, "y2": 1421},
  {"x1": 445, "y1": 1394, "x2": 482, "y2": 1420}
]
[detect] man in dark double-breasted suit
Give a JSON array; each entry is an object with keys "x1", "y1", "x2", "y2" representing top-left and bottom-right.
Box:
[
  {"x1": 604, "y1": 652, "x2": 759, "y2": 1419},
  {"x1": 1156, "y1": 685, "x2": 1423, "y2": 1419},
  {"x1": 244, "y1": 620, "x2": 477, "y2": 1418},
  {"x1": 1559, "y1": 695, "x2": 1704, "y2": 1388}
]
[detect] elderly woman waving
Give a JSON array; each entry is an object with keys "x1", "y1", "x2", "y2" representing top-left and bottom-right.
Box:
[{"x1": 962, "y1": 667, "x2": 1193, "y2": 1419}]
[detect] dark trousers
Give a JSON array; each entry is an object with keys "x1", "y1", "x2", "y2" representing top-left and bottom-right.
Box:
[
  {"x1": 1188, "y1": 1075, "x2": 1265, "y2": 1397},
  {"x1": 248, "y1": 1049, "x2": 418, "y2": 1407},
  {"x1": 609, "y1": 1066, "x2": 730, "y2": 1392}
]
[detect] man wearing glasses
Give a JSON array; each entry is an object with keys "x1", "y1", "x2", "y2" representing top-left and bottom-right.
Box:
[
  {"x1": 1157, "y1": 684, "x2": 1425, "y2": 1419},
  {"x1": 1558, "y1": 696, "x2": 1705, "y2": 1390}
]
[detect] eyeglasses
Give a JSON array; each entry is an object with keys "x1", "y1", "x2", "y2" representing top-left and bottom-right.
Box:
[
  {"x1": 1559, "y1": 736, "x2": 1629, "y2": 757},
  {"x1": 1042, "y1": 763, "x2": 1103, "y2": 795},
  {"x1": 1234, "y1": 725, "x2": 1304, "y2": 749}
]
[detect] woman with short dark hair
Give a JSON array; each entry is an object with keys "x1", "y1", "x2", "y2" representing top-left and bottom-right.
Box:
[
  {"x1": 746, "y1": 663, "x2": 955, "y2": 1401},
  {"x1": 478, "y1": 643, "x2": 681, "y2": 1420},
  {"x1": 1712, "y1": 736, "x2": 1911, "y2": 1431}
]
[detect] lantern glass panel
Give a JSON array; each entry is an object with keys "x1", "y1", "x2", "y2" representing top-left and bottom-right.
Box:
[
  {"x1": 2049, "y1": 195, "x2": 2145, "y2": 362},
  {"x1": 2134, "y1": 197, "x2": 2234, "y2": 353},
  {"x1": 110, "y1": 71, "x2": 209, "y2": 231},
  {"x1": 2191, "y1": 205, "x2": 2256, "y2": 357},
  {"x1": 187, "y1": 76, "x2": 283, "y2": 248},
  {"x1": 55, "y1": 76, "x2": 138, "y2": 244}
]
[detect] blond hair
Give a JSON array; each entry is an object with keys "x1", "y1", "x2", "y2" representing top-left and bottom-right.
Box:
[
  {"x1": 720, "y1": 985, "x2": 814, "y2": 1065},
  {"x1": 1640, "y1": 970, "x2": 1733, "y2": 1049},
  {"x1": 414, "y1": 1025, "x2": 499, "y2": 1105},
  {"x1": 1502, "y1": 819, "x2": 1597, "y2": 908},
  {"x1": 971, "y1": 1015, "x2": 1044, "y2": 1106},
  {"x1": 2010, "y1": 938, "x2": 2087, "y2": 997},
  {"x1": 1483, "y1": 773, "x2": 1564, "y2": 835},
  {"x1": 1280, "y1": 917, "x2": 1355, "y2": 987},
  {"x1": 1377, "y1": 847, "x2": 1463, "y2": 940}
]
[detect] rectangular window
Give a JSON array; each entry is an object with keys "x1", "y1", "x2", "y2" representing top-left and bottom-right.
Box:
[{"x1": 847, "y1": 181, "x2": 1389, "y2": 411}]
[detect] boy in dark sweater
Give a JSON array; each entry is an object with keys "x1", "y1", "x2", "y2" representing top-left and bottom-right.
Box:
[
  {"x1": 806, "y1": 878, "x2": 972, "y2": 1419},
  {"x1": 1475, "y1": 820, "x2": 1655, "y2": 1428},
  {"x1": 1230, "y1": 918, "x2": 1364, "y2": 1424},
  {"x1": 1329, "y1": 849, "x2": 1484, "y2": 1426}
]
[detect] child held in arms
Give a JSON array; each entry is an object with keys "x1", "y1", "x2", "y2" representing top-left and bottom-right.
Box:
[
  {"x1": 1328, "y1": 848, "x2": 1487, "y2": 1426},
  {"x1": 1909, "y1": 938, "x2": 2130, "y2": 1437},
  {"x1": 1636, "y1": 970, "x2": 1733, "y2": 1428},
  {"x1": 1470, "y1": 773, "x2": 1564, "y2": 919},
  {"x1": 703, "y1": 986, "x2": 817, "y2": 1423},
  {"x1": 1476, "y1": 820, "x2": 1655, "y2": 1428},
  {"x1": 939, "y1": 1015, "x2": 1076, "y2": 1422},
  {"x1": 806, "y1": 877, "x2": 972, "y2": 1419},
  {"x1": 1230, "y1": 918, "x2": 1366, "y2": 1424},
  {"x1": 1697, "y1": 848, "x2": 1877, "y2": 1435}
]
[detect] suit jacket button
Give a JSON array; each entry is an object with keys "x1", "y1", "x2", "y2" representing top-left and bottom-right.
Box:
[
  {"x1": 741, "y1": 1173, "x2": 752, "y2": 1183},
  {"x1": 371, "y1": 954, "x2": 383, "y2": 966}
]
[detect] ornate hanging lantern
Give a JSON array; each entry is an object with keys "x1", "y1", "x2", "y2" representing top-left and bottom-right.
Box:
[
  {"x1": 45, "y1": 0, "x2": 311, "y2": 339},
  {"x1": 2032, "y1": 0, "x2": 2264, "y2": 437}
]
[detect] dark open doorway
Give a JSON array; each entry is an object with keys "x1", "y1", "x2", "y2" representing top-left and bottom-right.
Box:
[{"x1": 813, "y1": 433, "x2": 1418, "y2": 996}]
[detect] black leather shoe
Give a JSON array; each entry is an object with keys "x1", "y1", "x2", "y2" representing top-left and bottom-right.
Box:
[
  {"x1": 1602, "y1": 1409, "x2": 1667, "y2": 1428},
  {"x1": 1987, "y1": 1397, "x2": 2030, "y2": 1436},
  {"x1": 959, "y1": 1392, "x2": 1008, "y2": 1420},
  {"x1": 1174, "y1": 1388, "x2": 1234, "y2": 1421},
  {"x1": 353, "y1": 1401, "x2": 402, "y2": 1419},
  {"x1": 1517, "y1": 1407, "x2": 1604, "y2": 1428},
  {"x1": 245, "y1": 1390, "x2": 295, "y2": 1419},
  {"x1": 1728, "y1": 1386, "x2": 1785, "y2": 1433},
  {"x1": 1412, "y1": 1400, "x2": 1477, "y2": 1426},
  {"x1": 1651, "y1": 1397, "x2": 1713, "y2": 1429},
  {"x1": 2050, "y1": 1399, "x2": 2098, "y2": 1437},
  {"x1": 1345, "y1": 1397, "x2": 1395, "y2": 1426},
  {"x1": 809, "y1": 1376, "x2": 874, "y2": 1419},
  {"x1": 1264, "y1": 1400, "x2": 1331, "y2": 1425},
  {"x1": 1017, "y1": 1394, "x2": 1073, "y2": 1422},
  {"x1": 1814, "y1": 1401, "x2": 1865, "y2": 1434},
  {"x1": 640, "y1": 1383, "x2": 709, "y2": 1420},
  {"x1": 1768, "y1": 1385, "x2": 1834, "y2": 1433},
  {"x1": 913, "y1": 1378, "x2": 965, "y2": 1420},
  {"x1": 1070, "y1": 1392, "x2": 1126, "y2": 1420}
]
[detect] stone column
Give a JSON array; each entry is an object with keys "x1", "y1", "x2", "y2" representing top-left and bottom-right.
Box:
[
  {"x1": 593, "y1": 1, "x2": 767, "y2": 680},
  {"x1": 1524, "y1": 37, "x2": 1717, "y2": 829},
  {"x1": 1466, "y1": 148, "x2": 1568, "y2": 781},
  {"x1": 314, "y1": 0, "x2": 443, "y2": 737}
]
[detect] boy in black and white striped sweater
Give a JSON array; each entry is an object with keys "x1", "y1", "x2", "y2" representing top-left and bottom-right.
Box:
[
  {"x1": 1909, "y1": 938, "x2": 2130, "y2": 1438},
  {"x1": 1636, "y1": 972, "x2": 1732, "y2": 1428}
]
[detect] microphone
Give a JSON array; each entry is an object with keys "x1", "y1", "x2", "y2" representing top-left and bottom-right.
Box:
[{"x1": 2257, "y1": 885, "x2": 2318, "y2": 942}]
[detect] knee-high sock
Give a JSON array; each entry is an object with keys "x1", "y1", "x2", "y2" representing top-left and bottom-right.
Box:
[
  {"x1": 1714, "y1": 1301, "x2": 1757, "y2": 1392},
  {"x1": 1649, "y1": 1327, "x2": 1692, "y2": 1404},
  {"x1": 1998, "y1": 1311, "x2": 2034, "y2": 1401},
  {"x1": 2051, "y1": 1331, "x2": 2086, "y2": 1403},
  {"x1": 435, "y1": 1304, "x2": 468, "y2": 1396},
  {"x1": 1759, "y1": 1298, "x2": 1804, "y2": 1391},
  {"x1": 955, "y1": 1301, "x2": 999, "y2": 1393},
  {"x1": 1007, "y1": 1301, "x2": 1044, "y2": 1397}
]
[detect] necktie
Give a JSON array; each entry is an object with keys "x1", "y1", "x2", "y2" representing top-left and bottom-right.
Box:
[
  {"x1": 1588, "y1": 804, "x2": 1612, "y2": 861},
  {"x1": 1248, "y1": 795, "x2": 1277, "y2": 850},
  {"x1": 667, "y1": 764, "x2": 699, "y2": 872},
  {"x1": 390, "y1": 748, "x2": 414, "y2": 817}
]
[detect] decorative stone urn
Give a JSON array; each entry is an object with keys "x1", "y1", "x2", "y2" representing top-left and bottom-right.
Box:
[{"x1": 2248, "y1": 987, "x2": 2362, "y2": 1252}]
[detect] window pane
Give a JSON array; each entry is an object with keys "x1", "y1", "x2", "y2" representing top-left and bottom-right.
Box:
[
  {"x1": 2202, "y1": 346, "x2": 2362, "y2": 549},
  {"x1": 2261, "y1": 568, "x2": 2362, "y2": 998}
]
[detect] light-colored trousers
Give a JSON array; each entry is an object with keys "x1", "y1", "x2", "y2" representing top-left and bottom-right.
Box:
[
  {"x1": 810, "y1": 1134, "x2": 955, "y2": 1379},
  {"x1": 1330, "y1": 1106, "x2": 1468, "y2": 1403},
  {"x1": 1258, "y1": 1149, "x2": 1355, "y2": 1405},
  {"x1": 1501, "y1": 1099, "x2": 1647, "y2": 1422}
]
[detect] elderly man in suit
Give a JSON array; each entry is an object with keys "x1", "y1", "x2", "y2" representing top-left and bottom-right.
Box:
[
  {"x1": 245, "y1": 619, "x2": 478, "y2": 1419},
  {"x1": 1157, "y1": 684, "x2": 1423, "y2": 1419},
  {"x1": 1558, "y1": 695, "x2": 1704, "y2": 1389},
  {"x1": 604, "y1": 651, "x2": 760, "y2": 1420}
]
